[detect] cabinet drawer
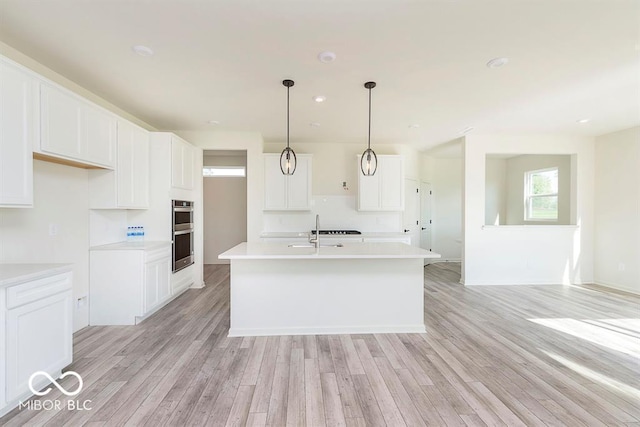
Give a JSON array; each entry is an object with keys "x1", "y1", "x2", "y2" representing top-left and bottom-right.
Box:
[{"x1": 6, "y1": 272, "x2": 72, "y2": 309}]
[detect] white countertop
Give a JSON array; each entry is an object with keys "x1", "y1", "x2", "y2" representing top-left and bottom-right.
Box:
[
  {"x1": 219, "y1": 242, "x2": 441, "y2": 260},
  {"x1": 90, "y1": 241, "x2": 171, "y2": 251},
  {"x1": 0, "y1": 263, "x2": 73, "y2": 288},
  {"x1": 260, "y1": 232, "x2": 408, "y2": 239}
]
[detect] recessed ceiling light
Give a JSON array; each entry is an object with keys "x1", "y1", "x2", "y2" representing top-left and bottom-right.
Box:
[
  {"x1": 132, "y1": 45, "x2": 154, "y2": 57},
  {"x1": 461, "y1": 126, "x2": 475, "y2": 134},
  {"x1": 310, "y1": 122, "x2": 321, "y2": 127},
  {"x1": 577, "y1": 118, "x2": 590, "y2": 124},
  {"x1": 207, "y1": 120, "x2": 220, "y2": 125},
  {"x1": 318, "y1": 51, "x2": 336, "y2": 63},
  {"x1": 408, "y1": 124, "x2": 420, "y2": 129},
  {"x1": 313, "y1": 95, "x2": 326, "y2": 103},
  {"x1": 486, "y1": 57, "x2": 509, "y2": 68}
]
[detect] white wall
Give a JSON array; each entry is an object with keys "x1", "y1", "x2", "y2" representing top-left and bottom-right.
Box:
[
  {"x1": 463, "y1": 134, "x2": 595, "y2": 285},
  {"x1": 0, "y1": 161, "x2": 90, "y2": 331},
  {"x1": 203, "y1": 154, "x2": 247, "y2": 264},
  {"x1": 594, "y1": 127, "x2": 640, "y2": 294},
  {"x1": 484, "y1": 157, "x2": 507, "y2": 226}
]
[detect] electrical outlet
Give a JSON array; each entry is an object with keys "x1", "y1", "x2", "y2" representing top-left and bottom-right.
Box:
[
  {"x1": 618, "y1": 262, "x2": 626, "y2": 272},
  {"x1": 48, "y1": 223, "x2": 59, "y2": 236}
]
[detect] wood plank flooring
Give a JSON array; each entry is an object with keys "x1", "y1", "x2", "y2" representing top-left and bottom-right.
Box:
[{"x1": 2, "y1": 263, "x2": 639, "y2": 426}]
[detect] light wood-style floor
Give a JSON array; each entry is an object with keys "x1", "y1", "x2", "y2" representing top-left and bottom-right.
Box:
[{"x1": 2, "y1": 263, "x2": 639, "y2": 426}]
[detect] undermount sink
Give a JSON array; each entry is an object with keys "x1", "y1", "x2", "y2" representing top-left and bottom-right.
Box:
[{"x1": 288, "y1": 243, "x2": 344, "y2": 248}]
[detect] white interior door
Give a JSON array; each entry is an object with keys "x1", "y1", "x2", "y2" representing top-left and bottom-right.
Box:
[
  {"x1": 403, "y1": 178, "x2": 421, "y2": 247},
  {"x1": 420, "y1": 181, "x2": 432, "y2": 257}
]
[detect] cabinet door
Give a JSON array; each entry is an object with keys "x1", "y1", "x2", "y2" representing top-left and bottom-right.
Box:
[
  {"x1": 181, "y1": 142, "x2": 195, "y2": 190},
  {"x1": 171, "y1": 137, "x2": 184, "y2": 188},
  {"x1": 263, "y1": 154, "x2": 287, "y2": 210},
  {"x1": 6, "y1": 290, "x2": 73, "y2": 402},
  {"x1": 157, "y1": 257, "x2": 171, "y2": 302},
  {"x1": 83, "y1": 106, "x2": 115, "y2": 168},
  {"x1": 0, "y1": 59, "x2": 34, "y2": 207},
  {"x1": 131, "y1": 126, "x2": 149, "y2": 207},
  {"x1": 117, "y1": 122, "x2": 135, "y2": 207},
  {"x1": 40, "y1": 83, "x2": 83, "y2": 159},
  {"x1": 287, "y1": 155, "x2": 311, "y2": 210},
  {"x1": 380, "y1": 156, "x2": 404, "y2": 210},
  {"x1": 144, "y1": 261, "x2": 159, "y2": 313},
  {"x1": 117, "y1": 121, "x2": 149, "y2": 208},
  {"x1": 171, "y1": 137, "x2": 194, "y2": 190},
  {"x1": 358, "y1": 173, "x2": 381, "y2": 210}
]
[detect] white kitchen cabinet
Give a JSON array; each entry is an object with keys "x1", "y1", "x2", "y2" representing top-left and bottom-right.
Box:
[
  {"x1": 39, "y1": 82, "x2": 116, "y2": 169},
  {"x1": 0, "y1": 58, "x2": 35, "y2": 208},
  {"x1": 171, "y1": 135, "x2": 195, "y2": 190},
  {"x1": 263, "y1": 153, "x2": 312, "y2": 210},
  {"x1": 88, "y1": 119, "x2": 149, "y2": 209},
  {"x1": 90, "y1": 242, "x2": 172, "y2": 325},
  {"x1": 0, "y1": 265, "x2": 73, "y2": 417},
  {"x1": 357, "y1": 155, "x2": 404, "y2": 211},
  {"x1": 144, "y1": 250, "x2": 171, "y2": 313}
]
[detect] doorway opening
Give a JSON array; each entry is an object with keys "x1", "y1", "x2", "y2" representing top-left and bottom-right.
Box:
[{"x1": 203, "y1": 150, "x2": 247, "y2": 264}]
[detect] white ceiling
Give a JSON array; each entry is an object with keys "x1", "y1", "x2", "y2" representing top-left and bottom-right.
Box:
[{"x1": 1, "y1": 0, "x2": 638, "y2": 151}]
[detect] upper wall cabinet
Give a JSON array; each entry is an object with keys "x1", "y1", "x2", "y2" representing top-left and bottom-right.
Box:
[
  {"x1": 39, "y1": 82, "x2": 116, "y2": 169},
  {"x1": 171, "y1": 136, "x2": 195, "y2": 190},
  {"x1": 89, "y1": 119, "x2": 150, "y2": 209},
  {"x1": 357, "y1": 155, "x2": 404, "y2": 211},
  {"x1": 264, "y1": 153, "x2": 312, "y2": 210},
  {"x1": 0, "y1": 58, "x2": 35, "y2": 208}
]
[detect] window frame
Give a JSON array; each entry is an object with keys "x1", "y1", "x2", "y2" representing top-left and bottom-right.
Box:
[
  {"x1": 524, "y1": 167, "x2": 559, "y2": 222},
  {"x1": 202, "y1": 166, "x2": 246, "y2": 178}
]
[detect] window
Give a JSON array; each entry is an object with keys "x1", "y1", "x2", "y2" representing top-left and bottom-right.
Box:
[
  {"x1": 202, "y1": 166, "x2": 246, "y2": 177},
  {"x1": 525, "y1": 167, "x2": 558, "y2": 221}
]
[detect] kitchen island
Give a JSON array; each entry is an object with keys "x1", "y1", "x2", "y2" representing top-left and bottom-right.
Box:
[{"x1": 218, "y1": 242, "x2": 441, "y2": 337}]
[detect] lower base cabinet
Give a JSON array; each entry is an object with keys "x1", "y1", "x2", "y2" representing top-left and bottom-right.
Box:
[
  {"x1": 90, "y1": 243, "x2": 172, "y2": 325},
  {"x1": 1, "y1": 266, "x2": 73, "y2": 417}
]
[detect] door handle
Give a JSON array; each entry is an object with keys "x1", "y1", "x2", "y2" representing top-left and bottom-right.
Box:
[
  {"x1": 404, "y1": 229, "x2": 410, "y2": 233},
  {"x1": 421, "y1": 227, "x2": 426, "y2": 230}
]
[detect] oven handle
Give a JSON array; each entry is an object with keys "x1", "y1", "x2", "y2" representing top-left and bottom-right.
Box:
[
  {"x1": 173, "y1": 223, "x2": 194, "y2": 232},
  {"x1": 173, "y1": 229, "x2": 193, "y2": 236},
  {"x1": 173, "y1": 207, "x2": 193, "y2": 212}
]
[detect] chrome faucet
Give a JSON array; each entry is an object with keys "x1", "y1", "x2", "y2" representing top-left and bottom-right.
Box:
[{"x1": 309, "y1": 214, "x2": 320, "y2": 248}]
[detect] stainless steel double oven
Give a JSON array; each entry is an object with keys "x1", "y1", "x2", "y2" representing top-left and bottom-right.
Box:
[{"x1": 172, "y1": 200, "x2": 194, "y2": 272}]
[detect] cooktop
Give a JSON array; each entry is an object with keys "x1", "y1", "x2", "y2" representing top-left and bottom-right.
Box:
[{"x1": 310, "y1": 230, "x2": 362, "y2": 235}]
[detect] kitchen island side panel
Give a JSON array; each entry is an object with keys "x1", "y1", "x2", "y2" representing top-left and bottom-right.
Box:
[{"x1": 228, "y1": 258, "x2": 425, "y2": 336}]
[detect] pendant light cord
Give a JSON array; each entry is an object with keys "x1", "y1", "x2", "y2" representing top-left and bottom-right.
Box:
[
  {"x1": 287, "y1": 85, "x2": 290, "y2": 149},
  {"x1": 368, "y1": 87, "x2": 372, "y2": 150}
]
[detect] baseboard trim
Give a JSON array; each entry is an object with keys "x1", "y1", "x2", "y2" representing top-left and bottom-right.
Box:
[
  {"x1": 464, "y1": 281, "x2": 565, "y2": 286},
  {"x1": 426, "y1": 258, "x2": 462, "y2": 264},
  {"x1": 228, "y1": 324, "x2": 427, "y2": 337},
  {"x1": 591, "y1": 280, "x2": 639, "y2": 296}
]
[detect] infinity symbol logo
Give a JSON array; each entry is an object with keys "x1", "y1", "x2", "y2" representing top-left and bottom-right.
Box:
[{"x1": 28, "y1": 371, "x2": 83, "y2": 397}]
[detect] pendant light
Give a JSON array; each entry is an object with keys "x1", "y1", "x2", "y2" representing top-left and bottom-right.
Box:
[
  {"x1": 361, "y1": 81, "x2": 378, "y2": 176},
  {"x1": 280, "y1": 79, "x2": 297, "y2": 175}
]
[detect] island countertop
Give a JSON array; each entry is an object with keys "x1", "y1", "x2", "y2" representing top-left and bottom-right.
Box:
[{"x1": 219, "y1": 242, "x2": 441, "y2": 260}]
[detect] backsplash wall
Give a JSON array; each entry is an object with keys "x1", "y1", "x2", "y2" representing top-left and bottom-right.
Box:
[{"x1": 262, "y1": 195, "x2": 402, "y2": 233}]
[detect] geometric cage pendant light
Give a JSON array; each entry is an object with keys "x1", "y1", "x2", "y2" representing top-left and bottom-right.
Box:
[
  {"x1": 360, "y1": 81, "x2": 378, "y2": 176},
  {"x1": 280, "y1": 79, "x2": 297, "y2": 175}
]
